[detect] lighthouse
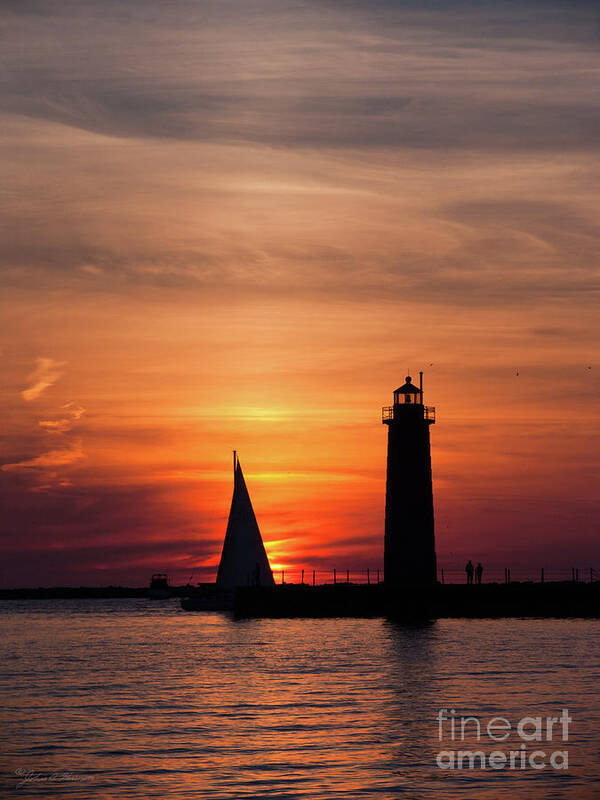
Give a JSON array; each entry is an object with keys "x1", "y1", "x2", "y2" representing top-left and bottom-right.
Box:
[{"x1": 382, "y1": 372, "x2": 437, "y2": 590}]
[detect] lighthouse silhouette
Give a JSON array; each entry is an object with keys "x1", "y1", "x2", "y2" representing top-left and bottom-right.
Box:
[{"x1": 382, "y1": 372, "x2": 437, "y2": 590}]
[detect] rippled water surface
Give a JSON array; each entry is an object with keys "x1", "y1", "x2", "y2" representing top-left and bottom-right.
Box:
[{"x1": 1, "y1": 600, "x2": 599, "y2": 799}]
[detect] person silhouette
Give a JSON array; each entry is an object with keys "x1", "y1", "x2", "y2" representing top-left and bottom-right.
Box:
[
  {"x1": 465, "y1": 560, "x2": 474, "y2": 584},
  {"x1": 476, "y1": 562, "x2": 483, "y2": 585}
]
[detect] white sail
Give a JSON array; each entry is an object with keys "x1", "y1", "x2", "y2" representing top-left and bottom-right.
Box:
[{"x1": 216, "y1": 455, "x2": 275, "y2": 590}]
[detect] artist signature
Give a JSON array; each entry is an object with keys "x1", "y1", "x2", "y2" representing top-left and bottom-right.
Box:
[{"x1": 14, "y1": 769, "x2": 94, "y2": 789}]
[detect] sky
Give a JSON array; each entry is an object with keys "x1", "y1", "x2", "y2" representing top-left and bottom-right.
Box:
[{"x1": 1, "y1": 0, "x2": 599, "y2": 587}]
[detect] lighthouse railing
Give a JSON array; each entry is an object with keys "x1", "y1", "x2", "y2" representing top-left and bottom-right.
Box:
[
  {"x1": 382, "y1": 405, "x2": 435, "y2": 422},
  {"x1": 424, "y1": 406, "x2": 436, "y2": 423}
]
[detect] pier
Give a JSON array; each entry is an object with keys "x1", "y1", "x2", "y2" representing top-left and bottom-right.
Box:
[{"x1": 232, "y1": 581, "x2": 600, "y2": 619}]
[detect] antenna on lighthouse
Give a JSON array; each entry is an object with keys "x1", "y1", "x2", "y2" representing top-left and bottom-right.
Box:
[{"x1": 419, "y1": 371, "x2": 423, "y2": 398}]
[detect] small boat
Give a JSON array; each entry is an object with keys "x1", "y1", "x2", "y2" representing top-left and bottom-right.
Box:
[{"x1": 149, "y1": 573, "x2": 170, "y2": 599}]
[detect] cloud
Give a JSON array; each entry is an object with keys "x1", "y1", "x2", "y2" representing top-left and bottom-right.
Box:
[
  {"x1": 38, "y1": 402, "x2": 85, "y2": 434},
  {"x1": 1, "y1": 1, "x2": 599, "y2": 151},
  {"x1": 1, "y1": 0, "x2": 600, "y2": 314},
  {"x1": 0, "y1": 471, "x2": 223, "y2": 586},
  {"x1": 1, "y1": 440, "x2": 84, "y2": 472},
  {"x1": 21, "y1": 357, "x2": 65, "y2": 401},
  {"x1": 37, "y1": 420, "x2": 74, "y2": 434}
]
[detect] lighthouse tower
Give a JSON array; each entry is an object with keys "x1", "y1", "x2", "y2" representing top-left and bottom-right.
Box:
[{"x1": 382, "y1": 372, "x2": 437, "y2": 589}]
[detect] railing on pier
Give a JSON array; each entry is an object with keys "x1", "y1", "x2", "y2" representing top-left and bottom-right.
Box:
[
  {"x1": 268, "y1": 566, "x2": 599, "y2": 586},
  {"x1": 273, "y1": 569, "x2": 383, "y2": 586},
  {"x1": 438, "y1": 566, "x2": 598, "y2": 585}
]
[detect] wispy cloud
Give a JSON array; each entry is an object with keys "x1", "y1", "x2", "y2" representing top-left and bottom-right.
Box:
[
  {"x1": 21, "y1": 357, "x2": 65, "y2": 402},
  {"x1": 2, "y1": 0, "x2": 599, "y2": 151},
  {"x1": 38, "y1": 402, "x2": 85, "y2": 434},
  {"x1": 1, "y1": 440, "x2": 85, "y2": 472}
]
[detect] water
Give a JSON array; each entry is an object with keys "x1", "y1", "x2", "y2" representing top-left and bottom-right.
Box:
[{"x1": 1, "y1": 600, "x2": 599, "y2": 799}]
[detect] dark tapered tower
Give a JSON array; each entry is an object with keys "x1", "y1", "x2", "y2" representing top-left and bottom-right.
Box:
[{"x1": 382, "y1": 372, "x2": 436, "y2": 589}]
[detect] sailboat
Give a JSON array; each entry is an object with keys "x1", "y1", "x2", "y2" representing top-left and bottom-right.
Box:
[
  {"x1": 181, "y1": 452, "x2": 275, "y2": 611},
  {"x1": 216, "y1": 451, "x2": 275, "y2": 590}
]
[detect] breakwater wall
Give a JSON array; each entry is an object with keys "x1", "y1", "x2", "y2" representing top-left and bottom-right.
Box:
[{"x1": 233, "y1": 581, "x2": 600, "y2": 619}]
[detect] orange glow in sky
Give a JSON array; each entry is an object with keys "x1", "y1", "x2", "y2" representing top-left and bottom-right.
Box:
[{"x1": 0, "y1": 0, "x2": 599, "y2": 586}]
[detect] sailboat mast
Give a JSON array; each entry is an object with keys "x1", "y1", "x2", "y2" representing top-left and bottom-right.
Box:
[{"x1": 233, "y1": 450, "x2": 237, "y2": 474}]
